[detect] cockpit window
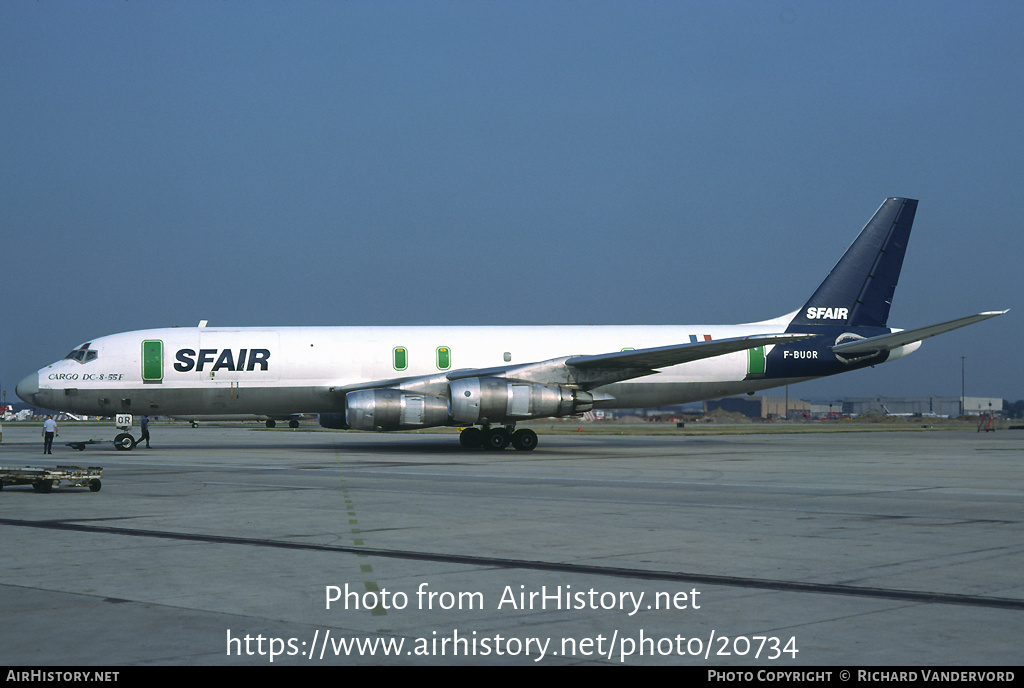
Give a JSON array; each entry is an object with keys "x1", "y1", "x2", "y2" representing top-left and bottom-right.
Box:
[{"x1": 64, "y1": 343, "x2": 98, "y2": 364}]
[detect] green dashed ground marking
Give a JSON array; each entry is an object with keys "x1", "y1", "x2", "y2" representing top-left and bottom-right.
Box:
[{"x1": 337, "y1": 454, "x2": 386, "y2": 616}]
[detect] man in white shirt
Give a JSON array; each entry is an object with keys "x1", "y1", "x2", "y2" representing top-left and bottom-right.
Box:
[{"x1": 42, "y1": 415, "x2": 57, "y2": 454}]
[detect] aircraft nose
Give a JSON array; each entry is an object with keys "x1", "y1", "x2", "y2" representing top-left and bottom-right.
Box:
[{"x1": 15, "y1": 372, "x2": 39, "y2": 403}]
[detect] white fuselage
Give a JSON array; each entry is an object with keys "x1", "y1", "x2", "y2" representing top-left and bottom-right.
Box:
[{"x1": 23, "y1": 321, "x2": 810, "y2": 418}]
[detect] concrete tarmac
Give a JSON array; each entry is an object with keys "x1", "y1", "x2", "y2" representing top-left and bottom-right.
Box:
[{"x1": 1, "y1": 423, "x2": 1021, "y2": 665}]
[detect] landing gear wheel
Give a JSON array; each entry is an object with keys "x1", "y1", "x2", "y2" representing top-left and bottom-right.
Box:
[
  {"x1": 113, "y1": 433, "x2": 136, "y2": 451},
  {"x1": 266, "y1": 419, "x2": 276, "y2": 428},
  {"x1": 459, "y1": 427, "x2": 482, "y2": 448},
  {"x1": 511, "y1": 428, "x2": 538, "y2": 451},
  {"x1": 89, "y1": 479, "x2": 102, "y2": 492},
  {"x1": 289, "y1": 419, "x2": 300, "y2": 428},
  {"x1": 483, "y1": 428, "x2": 511, "y2": 451}
]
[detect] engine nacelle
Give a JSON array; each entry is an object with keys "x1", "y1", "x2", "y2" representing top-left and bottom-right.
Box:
[
  {"x1": 345, "y1": 389, "x2": 450, "y2": 431},
  {"x1": 448, "y1": 377, "x2": 593, "y2": 425}
]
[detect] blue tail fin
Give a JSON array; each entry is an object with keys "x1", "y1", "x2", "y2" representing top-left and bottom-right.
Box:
[{"x1": 788, "y1": 197, "x2": 918, "y2": 330}]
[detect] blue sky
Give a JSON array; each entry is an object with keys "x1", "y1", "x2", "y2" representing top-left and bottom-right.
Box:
[{"x1": 1, "y1": 1, "x2": 1020, "y2": 405}]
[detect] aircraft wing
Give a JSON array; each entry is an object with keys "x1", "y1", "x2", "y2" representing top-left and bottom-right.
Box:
[
  {"x1": 565, "y1": 333, "x2": 813, "y2": 370},
  {"x1": 336, "y1": 332, "x2": 814, "y2": 395},
  {"x1": 454, "y1": 332, "x2": 814, "y2": 391},
  {"x1": 831, "y1": 310, "x2": 1008, "y2": 355}
]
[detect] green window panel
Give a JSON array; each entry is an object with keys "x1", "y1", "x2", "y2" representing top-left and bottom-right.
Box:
[
  {"x1": 393, "y1": 346, "x2": 408, "y2": 371},
  {"x1": 436, "y1": 346, "x2": 451, "y2": 370}
]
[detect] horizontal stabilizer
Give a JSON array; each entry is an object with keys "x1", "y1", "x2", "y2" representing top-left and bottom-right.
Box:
[
  {"x1": 567, "y1": 333, "x2": 813, "y2": 370},
  {"x1": 831, "y1": 311, "x2": 1007, "y2": 355}
]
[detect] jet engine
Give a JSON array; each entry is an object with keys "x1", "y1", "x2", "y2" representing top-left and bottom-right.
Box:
[
  {"x1": 344, "y1": 389, "x2": 450, "y2": 431},
  {"x1": 448, "y1": 377, "x2": 593, "y2": 425}
]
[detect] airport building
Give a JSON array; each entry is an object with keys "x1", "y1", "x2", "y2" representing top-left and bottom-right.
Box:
[
  {"x1": 841, "y1": 396, "x2": 1002, "y2": 417},
  {"x1": 704, "y1": 395, "x2": 1004, "y2": 419},
  {"x1": 704, "y1": 395, "x2": 810, "y2": 419}
]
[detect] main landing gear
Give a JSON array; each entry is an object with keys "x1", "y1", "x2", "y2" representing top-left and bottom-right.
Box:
[
  {"x1": 265, "y1": 418, "x2": 301, "y2": 428},
  {"x1": 459, "y1": 425, "x2": 538, "y2": 451}
]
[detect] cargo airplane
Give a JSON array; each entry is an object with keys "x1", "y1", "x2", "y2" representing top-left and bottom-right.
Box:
[{"x1": 16, "y1": 198, "x2": 1005, "y2": 451}]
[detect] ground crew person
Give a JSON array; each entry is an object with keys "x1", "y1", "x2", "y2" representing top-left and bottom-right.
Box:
[{"x1": 42, "y1": 415, "x2": 58, "y2": 454}]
